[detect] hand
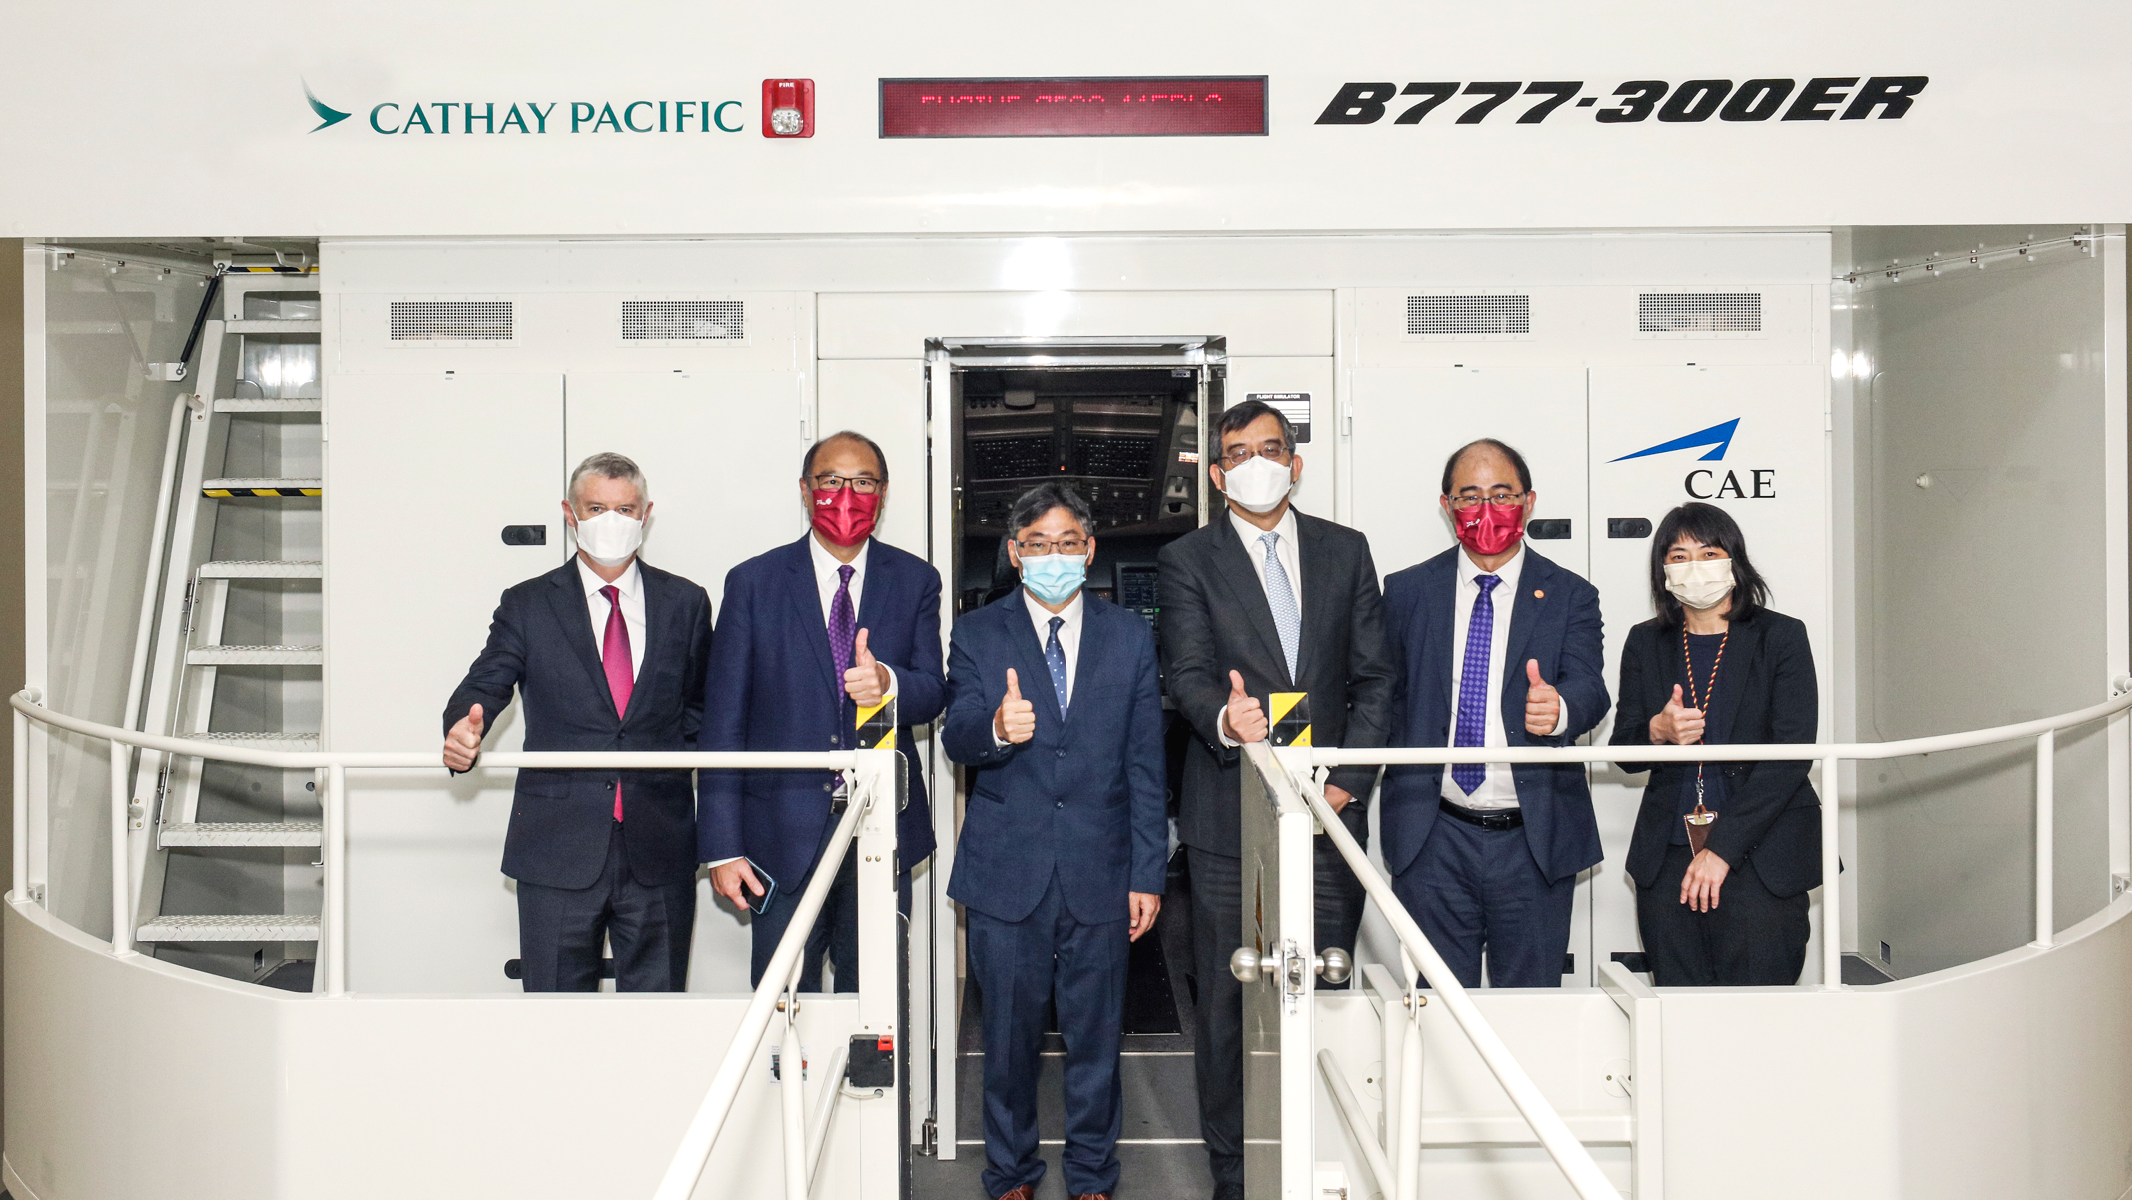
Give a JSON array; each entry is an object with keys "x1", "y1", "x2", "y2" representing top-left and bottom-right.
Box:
[
  {"x1": 1649, "y1": 685, "x2": 1706, "y2": 746},
  {"x1": 1129, "y1": 892, "x2": 1162, "y2": 942},
  {"x1": 994, "y1": 668, "x2": 1036, "y2": 744},
  {"x1": 1523, "y1": 659, "x2": 1561, "y2": 736},
  {"x1": 843, "y1": 628, "x2": 891, "y2": 707},
  {"x1": 711, "y1": 859, "x2": 766, "y2": 909},
  {"x1": 1679, "y1": 848, "x2": 1730, "y2": 912},
  {"x1": 1324, "y1": 784, "x2": 1353, "y2": 814},
  {"x1": 443, "y1": 703, "x2": 484, "y2": 771},
  {"x1": 1220, "y1": 670, "x2": 1267, "y2": 744}
]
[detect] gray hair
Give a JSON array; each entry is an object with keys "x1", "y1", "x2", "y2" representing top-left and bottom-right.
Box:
[
  {"x1": 1006, "y1": 481, "x2": 1094, "y2": 538},
  {"x1": 567, "y1": 452, "x2": 650, "y2": 506}
]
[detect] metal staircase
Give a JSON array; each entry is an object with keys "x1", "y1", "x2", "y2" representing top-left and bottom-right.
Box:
[{"x1": 125, "y1": 256, "x2": 328, "y2": 984}]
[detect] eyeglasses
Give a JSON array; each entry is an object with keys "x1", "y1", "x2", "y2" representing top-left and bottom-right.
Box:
[
  {"x1": 1218, "y1": 443, "x2": 1292, "y2": 468},
  {"x1": 810, "y1": 473, "x2": 882, "y2": 494},
  {"x1": 1446, "y1": 491, "x2": 1528, "y2": 511},
  {"x1": 1016, "y1": 537, "x2": 1089, "y2": 556}
]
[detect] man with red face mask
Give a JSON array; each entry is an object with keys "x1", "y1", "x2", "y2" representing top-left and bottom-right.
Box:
[
  {"x1": 698, "y1": 431, "x2": 945, "y2": 990},
  {"x1": 1379, "y1": 439, "x2": 1610, "y2": 989}
]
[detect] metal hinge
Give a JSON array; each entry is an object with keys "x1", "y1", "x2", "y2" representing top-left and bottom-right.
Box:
[
  {"x1": 179, "y1": 578, "x2": 199, "y2": 635},
  {"x1": 2113, "y1": 873, "x2": 2129, "y2": 901},
  {"x1": 920, "y1": 1116, "x2": 938, "y2": 1157}
]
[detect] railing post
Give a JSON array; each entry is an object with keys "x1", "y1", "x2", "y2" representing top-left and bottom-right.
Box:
[
  {"x1": 780, "y1": 966, "x2": 807, "y2": 1200},
  {"x1": 13, "y1": 705, "x2": 27, "y2": 903},
  {"x1": 1821, "y1": 755, "x2": 1843, "y2": 989},
  {"x1": 326, "y1": 762, "x2": 348, "y2": 995},
  {"x1": 108, "y1": 740, "x2": 132, "y2": 955},
  {"x1": 2035, "y1": 730, "x2": 2055, "y2": 948},
  {"x1": 851, "y1": 748, "x2": 902, "y2": 1199}
]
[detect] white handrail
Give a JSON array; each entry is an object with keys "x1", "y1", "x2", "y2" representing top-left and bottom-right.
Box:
[
  {"x1": 1307, "y1": 685, "x2": 2132, "y2": 767},
  {"x1": 1266, "y1": 748, "x2": 1622, "y2": 1200}
]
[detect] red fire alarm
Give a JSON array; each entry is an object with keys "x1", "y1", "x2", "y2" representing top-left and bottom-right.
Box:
[{"x1": 762, "y1": 79, "x2": 814, "y2": 138}]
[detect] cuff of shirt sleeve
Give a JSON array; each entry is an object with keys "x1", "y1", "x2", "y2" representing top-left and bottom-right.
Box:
[
  {"x1": 1216, "y1": 703, "x2": 1239, "y2": 748},
  {"x1": 704, "y1": 856, "x2": 743, "y2": 869},
  {"x1": 1550, "y1": 700, "x2": 1569, "y2": 738},
  {"x1": 881, "y1": 664, "x2": 899, "y2": 704}
]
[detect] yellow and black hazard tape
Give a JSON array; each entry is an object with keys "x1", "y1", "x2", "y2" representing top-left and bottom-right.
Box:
[
  {"x1": 1269, "y1": 692, "x2": 1313, "y2": 747},
  {"x1": 203, "y1": 485, "x2": 321, "y2": 498},
  {"x1": 223, "y1": 265, "x2": 318, "y2": 274},
  {"x1": 854, "y1": 694, "x2": 898, "y2": 750}
]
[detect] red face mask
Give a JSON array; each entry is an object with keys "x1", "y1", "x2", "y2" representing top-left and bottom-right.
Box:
[
  {"x1": 811, "y1": 488, "x2": 879, "y2": 546},
  {"x1": 1450, "y1": 500, "x2": 1526, "y2": 556}
]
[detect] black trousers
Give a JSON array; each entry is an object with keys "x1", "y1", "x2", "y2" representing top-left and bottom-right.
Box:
[
  {"x1": 1392, "y1": 815, "x2": 1576, "y2": 989},
  {"x1": 967, "y1": 871, "x2": 1130, "y2": 1198},
  {"x1": 1636, "y1": 844, "x2": 1810, "y2": 986},
  {"x1": 1187, "y1": 803, "x2": 1369, "y2": 1187},
  {"x1": 748, "y1": 830, "x2": 914, "y2": 991},
  {"x1": 515, "y1": 821, "x2": 695, "y2": 992}
]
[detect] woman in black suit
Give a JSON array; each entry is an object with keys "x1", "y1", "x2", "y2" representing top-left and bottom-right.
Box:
[{"x1": 1610, "y1": 502, "x2": 1821, "y2": 986}]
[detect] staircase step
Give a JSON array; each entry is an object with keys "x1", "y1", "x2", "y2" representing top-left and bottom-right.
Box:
[
  {"x1": 161, "y1": 821, "x2": 323, "y2": 848},
  {"x1": 202, "y1": 478, "x2": 320, "y2": 498},
  {"x1": 198, "y1": 560, "x2": 324, "y2": 579},
  {"x1": 195, "y1": 732, "x2": 320, "y2": 750},
  {"x1": 137, "y1": 914, "x2": 319, "y2": 942},
  {"x1": 225, "y1": 319, "x2": 322, "y2": 334},
  {"x1": 214, "y1": 397, "x2": 321, "y2": 413},
  {"x1": 187, "y1": 645, "x2": 323, "y2": 666}
]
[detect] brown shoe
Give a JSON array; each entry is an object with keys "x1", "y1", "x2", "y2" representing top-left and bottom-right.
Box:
[{"x1": 993, "y1": 1187, "x2": 1035, "y2": 1200}]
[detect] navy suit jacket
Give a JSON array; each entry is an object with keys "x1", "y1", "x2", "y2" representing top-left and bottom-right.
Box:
[
  {"x1": 1381, "y1": 546, "x2": 1608, "y2": 882},
  {"x1": 443, "y1": 559, "x2": 713, "y2": 891},
  {"x1": 696, "y1": 535, "x2": 944, "y2": 888},
  {"x1": 941, "y1": 590, "x2": 1167, "y2": 926}
]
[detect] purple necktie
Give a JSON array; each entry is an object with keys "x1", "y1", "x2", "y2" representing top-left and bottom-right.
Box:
[
  {"x1": 600, "y1": 585, "x2": 632, "y2": 821},
  {"x1": 828, "y1": 564, "x2": 856, "y2": 691},
  {"x1": 1452, "y1": 574, "x2": 1501, "y2": 795}
]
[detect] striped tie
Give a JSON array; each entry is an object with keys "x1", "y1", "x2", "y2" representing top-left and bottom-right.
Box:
[
  {"x1": 1260, "y1": 531, "x2": 1301, "y2": 682},
  {"x1": 1452, "y1": 575, "x2": 1500, "y2": 795}
]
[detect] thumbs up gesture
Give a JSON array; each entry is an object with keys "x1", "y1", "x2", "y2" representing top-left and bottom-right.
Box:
[
  {"x1": 994, "y1": 668, "x2": 1037, "y2": 744},
  {"x1": 1220, "y1": 670, "x2": 1268, "y2": 744},
  {"x1": 844, "y1": 627, "x2": 891, "y2": 707},
  {"x1": 1649, "y1": 684, "x2": 1706, "y2": 746},
  {"x1": 1523, "y1": 659, "x2": 1563, "y2": 736},
  {"x1": 444, "y1": 703, "x2": 485, "y2": 771}
]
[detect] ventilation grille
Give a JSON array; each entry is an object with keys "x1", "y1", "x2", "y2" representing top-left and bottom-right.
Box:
[
  {"x1": 389, "y1": 301, "x2": 513, "y2": 342},
  {"x1": 1406, "y1": 294, "x2": 1531, "y2": 337},
  {"x1": 621, "y1": 300, "x2": 745, "y2": 341},
  {"x1": 1638, "y1": 292, "x2": 1762, "y2": 333}
]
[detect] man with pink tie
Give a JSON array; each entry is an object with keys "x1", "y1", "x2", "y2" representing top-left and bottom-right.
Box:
[{"x1": 442, "y1": 452, "x2": 714, "y2": 992}]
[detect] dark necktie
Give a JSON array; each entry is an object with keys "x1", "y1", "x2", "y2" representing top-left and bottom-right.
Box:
[
  {"x1": 600, "y1": 584, "x2": 633, "y2": 821},
  {"x1": 1451, "y1": 574, "x2": 1500, "y2": 795},
  {"x1": 828, "y1": 564, "x2": 856, "y2": 693},
  {"x1": 1044, "y1": 616, "x2": 1070, "y2": 718}
]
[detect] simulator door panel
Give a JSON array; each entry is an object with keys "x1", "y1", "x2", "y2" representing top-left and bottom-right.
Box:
[
  {"x1": 1348, "y1": 366, "x2": 1594, "y2": 984},
  {"x1": 325, "y1": 371, "x2": 563, "y2": 992},
  {"x1": 1587, "y1": 363, "x2": 1830, "y2": 982}
]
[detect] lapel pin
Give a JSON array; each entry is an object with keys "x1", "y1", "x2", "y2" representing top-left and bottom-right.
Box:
[{"x1": 1534, "y1": 589, "x2": 1545, "y2": 599}]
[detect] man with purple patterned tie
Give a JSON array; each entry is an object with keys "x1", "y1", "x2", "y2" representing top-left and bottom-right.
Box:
[
  {"x1": 699, "y1": 431, "x2": 945, "y2": 990},
  {"x1": 1380, "y1": 439, "x2": 1609, "y2": 988},
  {"x1": 443, "y1": 452, "x2": 714, "y2": 992}
]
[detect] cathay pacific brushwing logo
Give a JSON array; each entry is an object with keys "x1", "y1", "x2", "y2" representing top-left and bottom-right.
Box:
[
  {"x1": 304, "y1": 82, "x2": 351, "y2": 132},
  {"x1": 1610, "y1": 418, "x2": 1740, "y2": 463}
]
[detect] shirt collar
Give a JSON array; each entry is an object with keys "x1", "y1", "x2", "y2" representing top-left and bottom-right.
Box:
[
  {"x1": 1228, "y1": 505, "x2": 1299, "y2": 550},
  {"x1": 577, "y1": 555, "x2": 642, "y2": 599},
  {"x1": 1456, "y1": 542, "x2": 1526, "y2": 592},
  {"x1": 808, "y1": 532, "x2": 869, "y2": 580},
  {"x1": 1026, "y1": 589, "x2": 1085, "y2": 635}
]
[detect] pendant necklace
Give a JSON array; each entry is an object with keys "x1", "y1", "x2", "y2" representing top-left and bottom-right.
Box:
[{"x1": 1682, "y1": 627, "x2": 1729, "y2": 855}]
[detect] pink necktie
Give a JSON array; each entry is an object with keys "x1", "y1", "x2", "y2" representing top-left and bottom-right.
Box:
[{"x1": 600, "y1": 585, "x2": 633, "y2": 821}]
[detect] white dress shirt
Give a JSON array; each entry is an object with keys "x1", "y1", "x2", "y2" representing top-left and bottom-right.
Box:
[
  {"x1": 577, "y1": 557, "x2": 645, "y2": 681},
  {"x1": 1440, "y1": 545, "x2": 1568, "y2": 810},
  {"x1": 1217, "y1": 507, "x2": 1301, "y2": 748},
  {"x1": 994, "y1": 589, "x2": 1084, "y2": 746}
]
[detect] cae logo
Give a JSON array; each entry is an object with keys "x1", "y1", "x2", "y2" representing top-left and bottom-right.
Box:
[{"x1": 1610, "y1": 418, "x2": 1776, "y2": 499}]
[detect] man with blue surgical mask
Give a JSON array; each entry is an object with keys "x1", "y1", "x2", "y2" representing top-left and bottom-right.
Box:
[{"x1": 942, "y1": 481, "x2": 1167, "y2": 1200}]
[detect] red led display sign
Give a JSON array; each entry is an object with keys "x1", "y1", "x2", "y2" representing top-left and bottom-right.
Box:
[{"x1": 879, "y1": 77, "x2": 1268, "y2": 138}]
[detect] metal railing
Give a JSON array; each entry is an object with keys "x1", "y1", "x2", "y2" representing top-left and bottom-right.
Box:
[
  {"x1": 8, "y1": 689, "x2": 899, "y2": 1200},
  {"x1": 1263, "y1": 679, "x2": 2132, "y2": 1200}
]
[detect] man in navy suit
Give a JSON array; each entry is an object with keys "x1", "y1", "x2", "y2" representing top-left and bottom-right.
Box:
[
  {"x1": 943, "y1": 482, "x2": 1166, "y2": 1200},
  {"x1": 1381, "y1": 439, "x2": 1609, "y2": 988},
  {"x1": 442, "y1": 452, "x2": 713, "y2": 992},
  {"x1": 699, "y1": 431, "x2": 945, "y2": 990}
]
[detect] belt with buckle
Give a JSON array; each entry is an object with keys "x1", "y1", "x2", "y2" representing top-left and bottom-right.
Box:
[{"x1": 1439, "y1": 798, "x2": 1523, "y2": 831}]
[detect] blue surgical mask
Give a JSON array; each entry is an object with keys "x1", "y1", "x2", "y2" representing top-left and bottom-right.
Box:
[{"x1": 1019, "y1": 553, "x2": 1087, "y2": 606}]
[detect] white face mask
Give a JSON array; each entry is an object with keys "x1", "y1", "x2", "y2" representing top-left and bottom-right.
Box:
[
  {"x1": 1220, "y1": 454, "x2": 1296, "y2": 514},
  {"x1": 1664, "y1": 558, "x2": 1735, "y2": 611},
  {"x1": 572, "y1": 509, "x2": 645, "y2": 567}
]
